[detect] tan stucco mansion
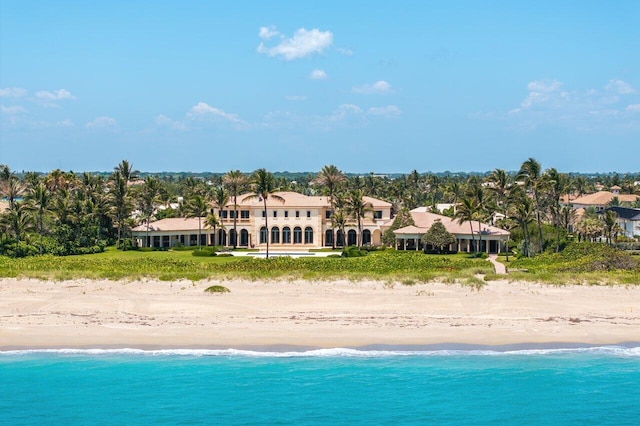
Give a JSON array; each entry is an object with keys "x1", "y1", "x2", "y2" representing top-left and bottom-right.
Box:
[{"x1": 132, "y1": 191, "x2": 393, "y2": 249}]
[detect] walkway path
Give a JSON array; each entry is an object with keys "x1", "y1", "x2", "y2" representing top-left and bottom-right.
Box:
[{"x1": 488, "y1": 254, "x2": 507, "y2": 274}]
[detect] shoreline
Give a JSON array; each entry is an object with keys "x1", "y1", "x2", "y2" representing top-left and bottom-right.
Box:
[{"x1": 2, "y1": 278, "x2": 639, "y2": 350}]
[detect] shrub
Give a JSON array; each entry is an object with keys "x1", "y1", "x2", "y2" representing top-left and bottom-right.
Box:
[
  {"x1": 342, "y1": 246, "x2": 367, "y2": 257},
  {"x1": 192, "y1": 248, "x2": 217, "y2": 257},
  {"x1": 205, "y1": 285, "x2": 230, "y2": 293}
]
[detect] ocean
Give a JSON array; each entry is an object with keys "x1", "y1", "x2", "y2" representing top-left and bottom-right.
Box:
[{"x1": 1, "y1": 347, "x2": 639, "y2": 425}]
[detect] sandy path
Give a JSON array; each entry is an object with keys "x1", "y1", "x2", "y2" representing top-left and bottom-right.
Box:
[{"x1": 1, "y1": 278, "x2": 639, "y2": 349}]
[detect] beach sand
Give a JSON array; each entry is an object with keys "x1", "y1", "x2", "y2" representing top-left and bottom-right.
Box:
[{"x1": 1, "y1": 278, "x2": 639, "y2": 349}]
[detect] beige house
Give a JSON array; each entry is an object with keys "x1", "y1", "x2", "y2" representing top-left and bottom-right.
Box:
[
  {"x1": 132, "y1": 191, "x2": 392, "y2": 250},
  {"x1": 570, "y1": 188, "x2": 638, "y2": 211},
  {"x1": 388, "y1": 207, "x2": 510, "y2": 253}
]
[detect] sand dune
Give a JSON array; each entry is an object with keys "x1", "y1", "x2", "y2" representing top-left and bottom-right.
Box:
[{"x1": 1, "y1": 278, "x2": 639, "y2": 349}]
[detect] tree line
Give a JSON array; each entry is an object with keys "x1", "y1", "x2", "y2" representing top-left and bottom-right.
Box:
[{"x1": 1, "y1": 159, "x2": 639, "y2": 258}]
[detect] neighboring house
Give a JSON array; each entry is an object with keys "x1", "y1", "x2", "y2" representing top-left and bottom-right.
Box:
[
  {"x1": 570, "y1": 189, "x2": 638, "y2": 211},
  {"x1": 603, "y1": 206, "x2": 640, "y2": 238},
  {"x1": 386, "y1": 207, "x2": 510, "y2": 253},
  {"x1": 132, "y1": 191, "x2": 392, "y2": 249}
]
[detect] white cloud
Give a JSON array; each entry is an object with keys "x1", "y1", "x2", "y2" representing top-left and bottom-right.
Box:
[
  {"x1": 519, "y1": 80, "x2": 566, "y2": 109},
  {"x1": 605, "y1": 79, "x2": 636, "y2": 95},
  {"x1": 368, "y1": 105, "x2": 402, "y2": 117},
  {"x1": 186, "y1": 102, "x2": 245, "y2": 124},
  {"x1": 285, "y1": 95, "x2": 308, "y2": 101},
  {"x1": 257, "y1": 27, "x2": 333, "y2": 60},
  {"x1": 0, "y1": 87, "x2": 27, "y2": 97},
  {"x1": 258, "y1": 25, "x2": 280, "y2": 40},
  {"x1": 86, "y1": 116, "x2": 117, "y2": 129},
  {"x1": 336, "y1": 47, "x2": 353, "y2": 56},
  {"x1": 353, "y1": 80, "x2": 394, "y2": 94},
  {"x1": 57, "y1": 119, "x2": 74, "y2": 127},
  {"x1": 36, "y1": 89, "x2": 76, "y2": 101},
  {"x1": 1, "y1": 105, "x2": 27, "y2": 114},
  {"x1": 626, "y1": 104, "x2": 640, "y2": 112},
  {"x1": 155, "y1": 114, "x2": 187, "y2": 130},
  {"x1": 309, "y1": 69, "x2": 328, "y2": 80}
]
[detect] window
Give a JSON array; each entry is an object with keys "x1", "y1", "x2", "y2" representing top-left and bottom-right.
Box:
[
  {"x1": 293, "y1": 227, "x2": 302, "y2": 244},
  {"x1": 260, "y1": 227, "x2": 268, "y2": 244},
  {"x1": 271, "y1": 227, "x2": 280, "y2": 244},
  {"x1": 262, "y1": 210, "x2": 266, "y2": 218},
  {"x1": 373, "y1": 210, "x2": 383, "y2": 219},
  {"x1": 273, "y1": 210, "x2": 277, "y2": 218},
  {"x1": 229, "y1": 210, "x2": 236, "y2": 219},
  {"x1": 306, "y1": 211, "x2": 311, "y2": 218},
  {"x1": 240, "y1": 210, "x2": 250, "y2": 219},
  {"x1": 284, "y1": 211, "x2": 289, "y2": 218},
  {"x1": 240, "y1": 229, "x2": 249, "y2": 246},
  {"x1": 325, "y1": 210, "x2": 332, "y2": 219},
  {"x1": 325, "y1": 230, "x2": 334, "y2": 246},
  {"x1": 362, "y1": 229, "x2": 372, "y2": 245},
  {"x1": 295, "y1": 211, "x2": 300, "y2": 218},
  {"x1": 282, "y1": 227, "x2": 291, "y2": 244},
  {"x1": 221, "y1": 210, "x2": 228, "y2": 219},
  {"x1": 304, "y1": 227, "x2": 313, "y2": 244}
]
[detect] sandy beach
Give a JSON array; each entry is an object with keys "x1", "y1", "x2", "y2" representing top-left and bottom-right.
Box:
[{"x1": 1, "y1": 278, "x2": 639, "y2": 349}]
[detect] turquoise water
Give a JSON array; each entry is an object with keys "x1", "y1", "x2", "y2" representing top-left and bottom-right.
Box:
[{"x1": 1, "y1": 347, "x2": 639, "y2": 425}]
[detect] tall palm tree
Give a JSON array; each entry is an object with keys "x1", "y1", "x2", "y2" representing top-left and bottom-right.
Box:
[
  {"x1": 244, "y1": 169, "x2": 284, "y2": 258},
  {"x1": 509, "y1": 188, "x2": 535, "y2": 257},
  {"x1": 183, "y1": 194, "x2": 208, "y2": 249},
  {"x1": 602, "y1": 210, "x2": 619, "y2": 245},
  {"x1": 454, "y1": 196, "x2": 479, "y2": 254},
  {"x1": 25, "y1": 182, "x2": 52, "y2": 253},
  {"x1": 109, "y1": 171, "x2": 134, "y2": 250},
  {"x1": 223, "y1": 170, "x2": 248, "y2": 249},
  {"x1": 517, "y1": 158, "x2": 545, "y2": 254},
  {"x1": 331, "y1": 208, "x2": 348, "y2": 250},
  {"x1": 212, "y1": 186, "x2": 230, "y2": 246},
  {"x1": 313, "y1": 165, "x2": 346, "y2": 248},
  {"x1": 138, "y1": 177, "x2": 161, "y2": 247},
  {"x1": 346, "y1": 189, "x2": 373, "y2": 247},
  {"x1": 204, "y1": 213, "x2": 223, "y2": 247},
  {"x1": 115, "y1": 160, "x2": 139, "y2": 184},
  {"x1": 544, "y1": 168, "x2": 569, "y2": 252},
  {"x1": 0, "y1": 202, "x2": 34, "y2": 242}
]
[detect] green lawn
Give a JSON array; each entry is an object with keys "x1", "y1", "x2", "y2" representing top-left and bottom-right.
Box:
[{"x1": 0, "y1": 248, "x2": 492, "y2": 285}]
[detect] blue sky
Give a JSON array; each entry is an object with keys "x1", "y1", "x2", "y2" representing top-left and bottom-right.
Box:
[{"x1": 1, "y1": 1, "x2": 639, "y2": 173}]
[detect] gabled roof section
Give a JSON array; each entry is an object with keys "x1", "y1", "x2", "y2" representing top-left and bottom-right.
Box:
[
  {"x1": 572, "y1": 191, "x2": 638, "y2": 206},
  {"x1": 604, "y1": 206, "x2": 640, "y2": 221},
  {"x1": 392, "y1": 208, "x2": 510, "y2": 237}
]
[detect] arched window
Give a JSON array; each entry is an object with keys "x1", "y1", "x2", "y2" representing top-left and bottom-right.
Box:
[
  {"x1": 217, "y1": 229, "x2": 227, "y2": 246},
  {"x1": 260, "y1": 226, "x2": 267, "y2": 244},
  {"x1": 325, "y1": 230, "x2": 334, "y2": 246},
  {"x1": 229, "y1": 229, "x2": 237, "y2": 247},
  {"x1": 293, "y1": 227, "x2": 302, "y2": 244},
  {"x1": 362, "y1": 229, "x2": 371, "y2": 245},
  {"x1": 240, "y1": 229, "x2": 249, "y2": 246},
  {"x1": 271, "y1": 227, "x2": 280, "y2": 244},
  {"x1": 347, "y1": 230, "x2": 357, "y2": 246},
  {"x1": 304, "y1": 227, "x2": 313, "y2": 244},
  {"x1": 336, "y1": 230, "x2": 345, "y2": 247},
  {"x1": 282, "y1": 227, "x2": 291, "y2": 244}
]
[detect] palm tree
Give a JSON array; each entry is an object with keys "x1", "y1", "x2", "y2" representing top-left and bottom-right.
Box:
[
  {"x1": 313, "y1": 165, "x2": 346, "y2": 249},
  {"x1": 331, "y1": 208, "x2": 348, "y2": 250},
  {"x1": 25, "y1": 182, "x2": 52, "y2": 253},
  {"x1": 183, "y1": 194, "x2": 208, "y2": 249},
  {"x1": 223, "y1": 170, "x2": 248, "y2": 249},
  {"x1": 212, "y1": 186, "x2": 230, "y2": 246},
  {"x1": 109, "y1": 171, "x2": 134, "y2": 249},
  {"x1": 346, "y1": 189, "x2": 373, "y2": 247},
  {"x1": 544, "y1": 168, "x2": 569, "y2": 252},
  {"x1": 204, "y1": 213, "x2": 223, "y2": 247},
  {"x1": 509, "y1": 189, "x2": 535, "y2": 257},
  {"x1": 138, "y1": 177, "x2": 161, "y2": 247},
  {"x1": 486, "y1": 169, "x2": 512, "y2": 215},
  {"x1": 454, "y1": 196, "x2": 479, "y2": 254},
  {"x1": 115, "y1": 160, "x2": 139, "y2": 184},
  {"x1": 517, "y1": 158, "x2": 546, "y2": 254},
  {"x1": 602, "y1": 210, "x2": 619, "y2": 245},
  {"x1": 244, "y1": 169, "x2": 284, "y2": 258},
  {"x1": 0, "y1": 202, "x2": 34, "y2": 242}
]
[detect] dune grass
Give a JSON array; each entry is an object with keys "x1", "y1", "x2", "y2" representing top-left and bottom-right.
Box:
[{"x1": 0, "y1": 249, "x2": 492, "y2": 283}]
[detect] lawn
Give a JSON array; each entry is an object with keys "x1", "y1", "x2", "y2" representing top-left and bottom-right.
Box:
[{"x1": 0, "y1": 248, "x2": 492, "y2": 285}]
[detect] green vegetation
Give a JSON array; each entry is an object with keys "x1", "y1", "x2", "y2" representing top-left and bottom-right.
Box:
[
  {"x1": 205, "y1": 285, "x2": 230, "y2": 293},
  {"x1": 498, "y1": 242, "x2": 640, "y2": 285},
  {"x1": 0, "y1": 249, "x2": 492, "y2": 284}
]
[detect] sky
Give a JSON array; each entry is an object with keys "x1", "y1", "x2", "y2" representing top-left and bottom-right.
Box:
[{"x1": 1, "y1": 1, "x2": 639, "y2": 174}]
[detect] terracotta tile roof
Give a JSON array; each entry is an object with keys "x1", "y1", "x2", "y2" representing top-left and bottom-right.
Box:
[
  {"x1": 235, "y1": 191, "x2": 391, "y2": 208},
  {"x1": 393, "y1": 209, "x2": 509, "y2": 237},
  {"x1": 132, "y1": 217, "x2": 210, "y2": 232},
  {"x1": 571, "y1": 191, "x2": 638, "y2": 206}
]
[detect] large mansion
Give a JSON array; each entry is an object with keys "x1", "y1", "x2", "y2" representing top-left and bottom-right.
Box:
[{"x1": 132, "y1": 191, "x2": 392, "y2": 249}]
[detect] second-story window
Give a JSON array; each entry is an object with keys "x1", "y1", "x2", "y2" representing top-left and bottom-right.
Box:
[
  {"x1": 221, "y1": 210, "x2": 228, "y2": 219},
  {"x1": 295, "y1": 211, "x2": 300, "y2": 218},
  {"x1": 241, "y1": 210, "x2": 250, "y2": 219},
  {"x1": 373, "y1": 210, "x2": 382, "y2": 219},
  {"x1": 325, "y1": 210, "x2": 332, "y2": 219},
  {"x1": 306, "y1": 211, "x2": 311, "y2": 218},
  {"x1": 262, "y1": 210, "x2": 266, "y2": 218},
  {"x1": 273, "y1": 210, "x2": 277, "y2": 218},
  {"x1": 285, "y1": 211, "x2": 289, "y2": 218}
]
